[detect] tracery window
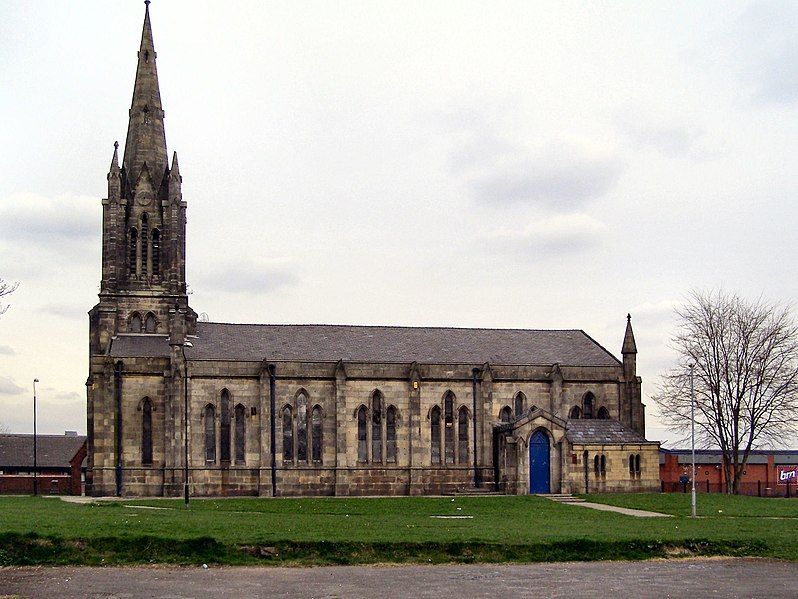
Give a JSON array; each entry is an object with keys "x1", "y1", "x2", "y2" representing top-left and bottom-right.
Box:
[
  {"x1": 386, "y1": 405, "x2": 397, "y2": 463},
  {"x1": 130, "y1": 312, "x2": 142, "y2": 333},
  {"x1": 457, "y1": 406, "x2": 469, "y2": 465},
  {"x1": 235, "y1": 403, "x2": 246, "y2": 464},
  {"x1": 311, "y1": 405, "x2": 323, "y2": 463},
  {"x1": 296, "y1": 391, "x2": 308, "y2": 462},
  {"x1": 444, "y1": 392, "x2": 455, "y2": 464},
  {"x1": 220, "y1": 389, "x2": 231, "y2": 463},
  {"x1": 372, "y1": 392, "x2": 382, "y2": 463},
  {"x1": 282, "y1": 390, "x2": 322, "y2": 465},
  {"x1": 141, "y1": 398, "x2": 153, "y2": 466},
  {"x1": 357, "y1": 406, "x2": 367, "y2": 463},
  {"x1": 282, "y1": 405, "x2": 294, "y2": 461},
  {"x1": 569, "y1": 406, "x2": 582, "y2": 419},
  {"x1": 430, "y1": 406, "x2": 441, "y2": 464},
  {"x1": 204, "y1": 404, "x2": 216, "y2": 463},
  {"x1": 355, "y1": 391, "x2": 398, "y2": 464}
]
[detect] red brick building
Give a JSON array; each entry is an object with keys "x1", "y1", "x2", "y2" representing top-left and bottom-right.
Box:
[
  {"x1": 0, "y1": 433, "x2": 87, "y2": 495},
  {"x1": 660, "y1": 448, "x2": 798, "y2": 497}
]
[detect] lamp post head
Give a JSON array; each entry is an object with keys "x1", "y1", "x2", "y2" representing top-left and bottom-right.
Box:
[{"x1": 33, "y1": 378, "x2": 39, "y2": 383}]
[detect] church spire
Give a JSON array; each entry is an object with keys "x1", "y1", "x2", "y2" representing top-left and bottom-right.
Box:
[{"x1": 122, "y1": 1, "x2": 168, "y2": 191}]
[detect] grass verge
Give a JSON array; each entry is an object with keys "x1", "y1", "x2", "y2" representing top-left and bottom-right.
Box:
[
  {"x1": 0, "y1": 494, "x2": 795, "y2": 565},
  {"x1": 0, "y1": 532, "x2": 768, "y2": 567}
]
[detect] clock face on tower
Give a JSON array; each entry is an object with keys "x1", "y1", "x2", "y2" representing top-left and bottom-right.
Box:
[{"x1": 135, "y1": 189, "x2": 153, "y2": 206}]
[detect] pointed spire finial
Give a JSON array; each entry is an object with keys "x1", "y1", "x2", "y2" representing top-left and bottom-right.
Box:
[
  {"x1": 114, "y1": 140, "x2": 119, "y2": 150},
  {"x1": 622, "y1": 313, "x2": 637, "y2": 355}
]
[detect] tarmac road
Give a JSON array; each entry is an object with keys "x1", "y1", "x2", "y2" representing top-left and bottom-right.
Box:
[{"x1": 1, "y1": 558, "x2": 795, "y2": 598}]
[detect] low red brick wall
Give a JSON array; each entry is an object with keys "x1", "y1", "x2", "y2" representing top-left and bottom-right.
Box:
[{"x1": 0, "y1": 475, "x2": 75, "y2": 495}]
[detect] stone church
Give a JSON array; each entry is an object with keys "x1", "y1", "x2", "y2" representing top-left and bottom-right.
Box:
[{"x1": 87, "y1": 4, "x2": 660, "y2": 498}]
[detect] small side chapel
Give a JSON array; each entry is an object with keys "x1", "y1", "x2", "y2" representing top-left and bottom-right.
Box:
[{"x1": 87, "y1": 4, "x2": 660, "y2": 498}]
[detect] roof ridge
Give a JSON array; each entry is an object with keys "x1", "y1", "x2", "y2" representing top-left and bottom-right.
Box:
[{"x1": 200, "y1": 321, "x2": 585, "y2": 333}]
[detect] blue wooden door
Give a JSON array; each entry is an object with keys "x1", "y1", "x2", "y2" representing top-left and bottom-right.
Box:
[{"x1": 529, "y1": 431, "x2": 550, "y2": 494}]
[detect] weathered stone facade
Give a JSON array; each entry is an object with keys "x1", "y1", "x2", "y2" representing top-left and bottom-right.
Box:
[{"x1": 86, "y1": 5, "x2": 659, "y2": 498}]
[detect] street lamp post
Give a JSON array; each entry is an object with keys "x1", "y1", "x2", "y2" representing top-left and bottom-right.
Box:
[
  {"x1": 180, "y1": 342, "x2": 193, "y2": 509},
  {"x1": 33, "y1": 378, "x2": 39, "y2": 496},
  {"x1": 690, "y1": 363, "x2": 697, "y2": 518}
]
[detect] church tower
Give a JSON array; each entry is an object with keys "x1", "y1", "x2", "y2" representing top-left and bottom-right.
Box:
[{"x1": 90, "y1": 1, "x2": 195, "y2": 354}]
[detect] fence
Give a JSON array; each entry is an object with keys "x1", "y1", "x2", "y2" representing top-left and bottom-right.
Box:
[{"x1": 661, "y1": 479, "x2": 795, "y2": 498}]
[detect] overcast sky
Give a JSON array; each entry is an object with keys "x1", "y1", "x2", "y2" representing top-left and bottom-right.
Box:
[{"x1": 1, "y1": 1, "x2": 797, "y2": 447}]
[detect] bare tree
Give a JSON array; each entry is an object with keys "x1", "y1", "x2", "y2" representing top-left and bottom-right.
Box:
[
  {"x1": 655, "y1": 289, "x2": 798, "y2": 494},
  {"x1": 0, "y1": 278, "x2": 19, "y2": 317}
]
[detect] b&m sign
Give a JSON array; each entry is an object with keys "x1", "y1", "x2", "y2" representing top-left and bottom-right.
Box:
[{"x1": 777, "y1": 466, "x2": 797, "y2": 485}]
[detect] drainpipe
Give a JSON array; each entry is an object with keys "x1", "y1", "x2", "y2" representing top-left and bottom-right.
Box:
[
  {"x1": 114, "y1": 360, "x2": 123, "y2": 497},
  {"x1": 268, "y1": 364, "x2": 277, "y2": 496},
  {"x1": 471, "y1": 368, "x2": 481, "y2": 488}
]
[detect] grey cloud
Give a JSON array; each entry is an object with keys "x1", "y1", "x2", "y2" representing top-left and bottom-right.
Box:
[
  {"x1": 0, "y1": 194, "x2": 98, "y2": 248},
  {"x1": 54, "y1": 391, "x2": 81, "y2": 402},
  {"x1": 472, "y1": 157, "x2": 622, "y2": 210},
  {"x1": 197, "y1": 262, "x2": 299, "y2": 295},
  {"x1": 0, "y1": 376, "x2": 25, "y2": 396},
  {"x1": 0, "y1": 345, "x2": 14, "y2": 355}
]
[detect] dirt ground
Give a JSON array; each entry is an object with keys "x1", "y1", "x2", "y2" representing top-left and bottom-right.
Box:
[{"x1": 1, "y1": 558, "x2": 795, "y2": 598}]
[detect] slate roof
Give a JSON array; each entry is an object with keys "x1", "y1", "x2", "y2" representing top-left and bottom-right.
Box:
[
  {"x1": 0, "y1": 434, "x2": 86, "y2": 469},
  {"x1": 109, "y1": 322, "x2": 622, "y2": 367},
  {"x1": 662, "y1": 448, "x2": 798, "y2": 465},
  {"x1": 566, "y1": 419, "x2": 654, "y2": 445}
]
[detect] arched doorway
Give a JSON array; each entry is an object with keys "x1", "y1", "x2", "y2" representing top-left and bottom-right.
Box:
[{"x1": 529, "y1": 430, "x2": 550, "y2": 494}]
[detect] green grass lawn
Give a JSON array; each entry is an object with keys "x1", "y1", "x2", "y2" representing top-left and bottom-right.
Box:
[{"x1": 0, "y1": 494, "x2": 795, "y2": 565}]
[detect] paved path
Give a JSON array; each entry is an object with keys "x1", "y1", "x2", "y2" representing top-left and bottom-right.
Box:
[
  {"x1": 566, "y1": 501, "x2": 673, "y2": 517},
  {"x1": 1, "y1": 559, "x2": 795, "y2": 598}
]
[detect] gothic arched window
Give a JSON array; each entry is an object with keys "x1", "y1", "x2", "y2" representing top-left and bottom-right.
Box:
[
  {"x1": 144, "y1": 313, "x2": 156, "y2": 333},
  {"x1": 514, "y1": 392, "x2": 525, "y2": 418},
  {"x1": 141, "y1": 398, "x2": 153, "y2": 466},
  {"x1": 430, "y1": 406, "x2": 441, "y2": 464},
  {"x1": 234, "y1": 403, "x2": 246, "y2": 464},
  {"x1": 311, "y1": 405, "x2": 323, "y2": 463},
  {"x1": 151, "y1": 229, "x2": 160, "y2": 276},
  {"x1": 372, "y1": 392, "x2": 382, "y2": 463},
  {"x1": 597, "y1": 406, "x2": 610, "y2": 420},
  {"x1": 282, "y1": 405, "x2": 294, "y2": 462},
  {"x1": 444, "y1": 392, "x2": 455, "y2": 464},
  {"x1": 204, "y1": 404, "x2": 216, "y2": 463},
  {"x1": 569, "y1": 406, "x2": 582, "y2": 419},
  {"x1": 220, "y1": 389, "x2": 231, "y2": 463},
  {"x1": 357, "y1": 406, "x2": 367, "y2": 463},
  {"x1": 458, "y1": 406, "x2": 469, "y2": 465},
  {"x1": 499, "y1": 406, "x2": 512, "y2": 423},
  {"x1": 600, "y1": 454, "x2": 607, "y2": 477},
  {"x1": 629, "y1": 454, "x2": 635, "y2": 476},
  {"x1": 296, "y1": 391, "x2": 308, "y2": 462},
  {"x1": 140, "y1": 213, "x2": 149, "y2": 275},
  {"x1": 635, "y1": 454, "x2": 641, "y2": 476},
  {"x1": 130, "y1": 312, "x2": 142, "y2": 333},
  {"x1": 594, "y1": 454, "x2": 600, "y2": 476},
  {"x1": 128, "y1": 228, "x2": 138, "y2": 275},
  {"x1": 583, "y1": 392, "x2": 594, "y2": 420},
  {"x1": 386, "y1": 405, "x2": 397, "y2": 463}
]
